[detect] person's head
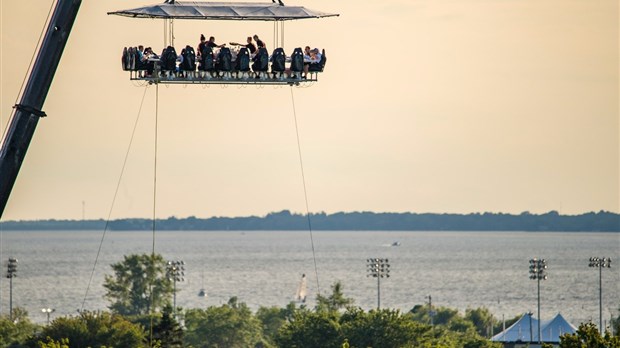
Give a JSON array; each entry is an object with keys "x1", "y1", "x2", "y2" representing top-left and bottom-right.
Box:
[
  {"x1": 200, "y1": 34, "x2": 205, "y2": 42},
  {"x1": 209, "y1": 36, "x2": 215, "y2": 42},
  {"x1": 138, "y1": 45, "x2": 144, "y2": 51},
  {"x1": 304, "y1": 46, "x2": 310, "y2": 53},
  {"x1": 253, "y1": 34, "x2": 259, "y2": 41},
  {"x1": 312, "y1": 48, "x2": 319, "y2": 53},
  {"x1": 247, "y1": 36, "x2": 253, "y2": 43}
]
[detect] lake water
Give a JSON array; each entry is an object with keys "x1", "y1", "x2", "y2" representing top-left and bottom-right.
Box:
[{"x1": 0, "y1": 230, "x2": 618, "y2": 326}]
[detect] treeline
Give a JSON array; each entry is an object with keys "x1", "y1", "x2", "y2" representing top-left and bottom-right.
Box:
[
  {"x1": 2, "y1": 210, "x2": 618, "y2": 231},
  {"x1": 2, "y1": 249, "x2": 618, "y2": 348}
]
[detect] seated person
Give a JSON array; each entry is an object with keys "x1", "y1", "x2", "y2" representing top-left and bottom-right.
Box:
[
  {"x1": 143, "y1": 47, "x2": 158, "y2": 76},
  {"x1": 303, "y1": 46, "x2": 311, "y2": 61},
  {"x1": 137, "y1": 45, "x2": 145, "y2": 66},
  {"x1": 229, "y1": 36, "x2": 257, "y2": 55},
  {"x1": 304, "y1": 48, "x2": 322, "y2": 76},
  {"x1": 176, "y1": 48, "x2": 185, "y2": 74}
]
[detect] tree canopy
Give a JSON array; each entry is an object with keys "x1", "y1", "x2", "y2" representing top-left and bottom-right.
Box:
[
  {"x1": 103, "y1": 253, "x2": 174, "y2": 316},
  {"x1": 559, "y1": 322, "x2": 620, "y2": 348},
  {"x1": 184, "y1": 297, "x2": 265, "y2": 348},
  {"x1": 38, "y1": 310, "x2": 146, "y2": 348}
]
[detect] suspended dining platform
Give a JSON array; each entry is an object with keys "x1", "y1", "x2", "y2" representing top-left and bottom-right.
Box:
[{"x1": 110, "y1": 1, "x2": 337, "y2": 86}]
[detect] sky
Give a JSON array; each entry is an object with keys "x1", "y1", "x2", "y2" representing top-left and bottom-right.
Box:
[{"x1": 0, "y1": 0, "x2": 618, "y2": 221}]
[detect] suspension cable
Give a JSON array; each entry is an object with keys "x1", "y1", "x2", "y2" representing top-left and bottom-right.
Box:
[
  {"x1": 272, "y1": 20, "x2": 285, "y2": 48},
  {"x1": 152, "y1": 84, "x2": 159, "y2": 280},
  {"x1": 149, "y1": 83, "x2": 160, "y2": 346},
  {"x1": 281, "y1": 21, "x2": 285, "y2": 48},
  {"x1": 273, "y1": 21, "x2": 276, "y2": 50},
  {"x1": 171, "y1": 19, "x2": 175, "y2": 47},
  {"x1": 163, "y1": 20, "x2": 167, "y2": 47},
  {"x1": 80, "y1": 86, "x2": 150, "y2": 311},
  {"x1": 289, "y1": 87, "x2": 320, "y2": 296}
]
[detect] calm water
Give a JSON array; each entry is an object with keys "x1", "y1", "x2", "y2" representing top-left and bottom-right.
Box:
[{"x1": 0, "y1": 230, "x2": 618, "y2": 326}]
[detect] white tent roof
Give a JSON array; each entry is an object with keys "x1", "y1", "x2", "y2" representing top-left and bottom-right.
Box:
[
  {"x1": 491, "y1": 313, "x2": 577, "y2": 343},
  {"x1": 540, "y1": 313, "x2": 578, "y2": 343},
  {"x1": 491, "y1": 313, "x2": 539, "y2": 343},
  {"x1": 108, "y1": 1, "x2": 339, "y2": 21}
]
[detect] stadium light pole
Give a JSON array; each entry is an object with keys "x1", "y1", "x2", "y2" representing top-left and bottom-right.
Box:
[
  {"x1": 366, "y1": 258, "x2": 390, "y2": 309},
  {"x1": 166, "y1": 260, "x2": 185, "y2": 312},
  {"x1": 6, "y1": 258, "x2": 18, "y2": 322},
  {"x1": 529, "y1": 258, "x2": 547, "y2": 344},
  {"x1": 589, "y1": 257, "x2": 612, "y2": 334}
]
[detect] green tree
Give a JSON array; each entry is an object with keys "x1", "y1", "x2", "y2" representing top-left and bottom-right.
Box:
[
  {"x1": 0, "y1": 308, "x2": 40, "y2": 348},
  {"x1": 447, "y1": 316, "x2": 477, "y2": 333},
  {"x1": 37, "y1": 310, "x2": 146, "y2": 348},
  {"x1": 37, "y1": 338, "x2": 69, "y2": 348},
  {"x1": 275, "y1": 309, "x2": 342, "y2": 348},
  {"x1": 340, "y1": 308, "x2": 425, "y2": 348},
  {"x1": 184, "y1": 297, "x2": 264, "y2": 348},
  {"x1": 316, "y1": 282, "x2": 354, "y2": 313},
  {"x1": 612, "y1": 305, "x2": 620, "y2": 337},
  {"x1": 103, "y1": 253, "x2": 173, "y2": 316},
  {"x1": 256, "y1": 305, "x2": 292, "y2": 347},
  {"x1": 410, "y1": 304, "x2": 461, "y2": 326},
  {"x1": 152, "y1": 305, "x2": 183, "y2": 348},
  {"x1": 465, "y1": 307, "x2": 497, "y2": 337},
  {"x1": 559, "y1": 322, "x2": 620, "y2": 348},
  {"x1": 407, "y1": 304, "x2": 502, "y2": 348}
]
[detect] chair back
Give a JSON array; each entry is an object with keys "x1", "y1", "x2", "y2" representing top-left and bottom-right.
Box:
[
  {"x1": 201, "y1": 46, "x2": 214, "y2": 71},
  {"x1": 255, "y1": 47, "x2": 269, "y2": 72},
  {"x1": 182, "y1": 46, "x2": 196, "y2": 71},
  {"x1": 271, "y1": 47, "x2": 286, "y2": 72},
  {"x1": 236, "y1": 47, "x2": 250, "y2": 72},
  {"x1": 290, "y1": 47, "x2": 303, "y2": 72}
]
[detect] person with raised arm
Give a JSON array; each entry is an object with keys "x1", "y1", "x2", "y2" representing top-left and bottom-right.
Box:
[{"x1": 229, "y1": 36, "x2": 257, "y2": 55}]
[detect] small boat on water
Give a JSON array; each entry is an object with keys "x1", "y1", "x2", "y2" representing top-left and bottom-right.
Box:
[
  {"x1": 391, "y1": 241, "x2": 401, "y2": 247},
  {"x1": 198, "y1": 288, "x2": 207, "y2": 298},
  {"x1": 198, "y1": 269, "x2": 207, "y2": 298}
]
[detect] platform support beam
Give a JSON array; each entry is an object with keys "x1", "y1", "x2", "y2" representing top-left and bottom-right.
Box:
[{"x1": 0, "y1": 0, "x2": 82, "y2": 217}]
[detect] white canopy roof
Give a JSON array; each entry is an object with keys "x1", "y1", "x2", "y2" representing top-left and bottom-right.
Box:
[
  {"x1": 491, "y1": 313, "x2": 577, "y2": 343},
  {"x1": 108, "y1": 1, "x2": 339, "y2": 21}
]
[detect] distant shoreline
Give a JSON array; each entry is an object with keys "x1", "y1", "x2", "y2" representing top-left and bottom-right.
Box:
[{"x1": 2, "y1": 210, "x2": 618, "y2": 232}]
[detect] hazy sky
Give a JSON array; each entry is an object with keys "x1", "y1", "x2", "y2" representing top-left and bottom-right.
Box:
[{"x1": 1, "y1": 0, "x2": 618, "y2": 220}]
